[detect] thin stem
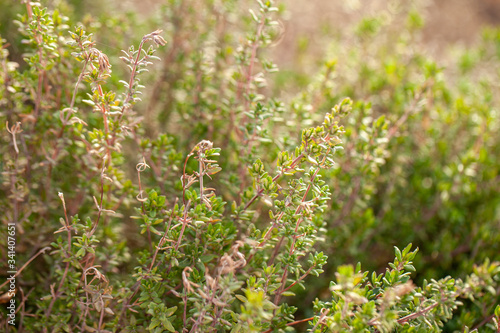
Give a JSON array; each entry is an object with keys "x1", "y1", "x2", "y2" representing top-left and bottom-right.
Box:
[
  {"x1": 472, "y1": 314, "x2": 495, "y2": 331},
  {"x1": 69, "y1": 57, "x2": 90, "y2": 111},
  {"x1": 24, "y1": 1, "x2": 33, "y2": 19},
  {"x1": 268, "y1": 234, "x2": 284, "y2": 266},
  {"x1": 273, "y1": 167, "x2": 321, "y2": 305},
  {"x1": 309, "y1": 309, "x2": 330, "y2": 332},
  {"x1": 238, "y1": 14, "x2": 266, "y2": 136},
  {"x1": 34, "y1": 58, "x2": 44, "y2": 121},
  {"x1": 98, "y1": 306, "x2": 105, "y2": 333},
  {"x1": 237, "y1": 14, "x2": 266, "y2": 115},
  {"x1": 149, "y1": 199, "x2": 177, "y2": 271},
  {"x1": 97, "y1": 84, "x2": 112, "y2": 161},
  {"x1": 17, "y1": 287, "x2": 34, "y2": 333},
  {"x1": 260, "y1": 211, "x2": 285, "y2": 245},
  {"x1": 45, "y1": 195, "x2": 73, "y2": 319},
  {"x1": 396, "y1": 302, "x2": 439, "y2": 324},
  {"x1": 182, "y1": 147, "x2": 196, "y2": 206},
  {"x1": 282, "y1": 265, "x2": 316, "y2": 293},
  {"x1": 199, "y1": 157, "x2": 204, "y2": 204},
  {"x1": 240, "y1": 153, "x2": 305, "y2": 213},
  {"x1": 262, "y1": 316, "x2": 315, "y2": 333},
  {"x1": 111, "y1": 35, "x2": 153, "y2": 146},
  {"x1": 0, "y1": 247, "x2": 51, "y2": 290},
  {"x1": 6, "y1": 121, "x2": 22, "y2": 155},
  {"x1": 182, "y1": 294, "x2": 188, "y2": 330},
  {"x1": 118, "y1": 39, "x2": 147, "y2": 121},
  {"x1": 386, "y1": 83, "x2": 428, "y2": 140},
  {"x1": 115, "y1": 198, "x2": 180, "y2": 331},
  {"x1": 88, "y1": 162, "x2": 106, "y2": 238},
  {"x1": 175, "y1": 202, "x2": 192, "y2": 251},
  {"x1": 241, "y1": 153, "x2": 306, "y2": 265},
  {"x1": 46, "y1": 51, "x2": 92, "y2": 203}
]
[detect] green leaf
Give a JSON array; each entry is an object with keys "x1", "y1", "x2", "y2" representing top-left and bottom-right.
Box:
[
  {"x1": 394, "y1": 246, "x2": 402, "y2": 262},
  {"x1": 404, "y1": 264, "x2": 416, "y2": 272},
  {"x1": 162, "y1": 318, "x2": 175, "y2": 332}
]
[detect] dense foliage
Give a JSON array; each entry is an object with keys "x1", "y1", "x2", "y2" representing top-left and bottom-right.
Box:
[{"x1": 1, "y1": 1, "x2": 499, "y2": 332}]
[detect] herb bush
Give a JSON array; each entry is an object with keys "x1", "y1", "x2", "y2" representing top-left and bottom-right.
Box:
[{"x1": 1, "y1": 1, "x2": 499, "y2": 332}]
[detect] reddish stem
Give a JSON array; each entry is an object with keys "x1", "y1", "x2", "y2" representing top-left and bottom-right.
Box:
[{"x1": 262, "y1": 316, "x2": 315, "y2": 333}]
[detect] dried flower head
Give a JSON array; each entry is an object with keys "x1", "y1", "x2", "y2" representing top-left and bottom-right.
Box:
[
  {"x1": 216, "y1": 241, "x2": 247, "y2": 275},
  {"x1": 90, "y1": 48, "x2": 111, "y2": 74},
  {"x1": 144, "y1": 29, "x2": 167, "y2": 47},
  {"x1": 196, "y1": 140, "x2": 213, "y2": 152},
  {"x1": 182, "y1": 267, "x2": 199, "y2": 294}
]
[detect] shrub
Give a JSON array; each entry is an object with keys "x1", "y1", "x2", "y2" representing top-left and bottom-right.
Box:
[{"x1": 1, "y1": 1, "x2": 499, "y2": 332}]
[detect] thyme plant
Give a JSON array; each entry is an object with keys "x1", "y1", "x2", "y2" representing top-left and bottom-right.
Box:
[{"x1": 0, "y1": 1, "x2": 499, "y2": 332}]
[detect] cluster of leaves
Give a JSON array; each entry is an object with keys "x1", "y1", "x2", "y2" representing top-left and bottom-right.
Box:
[
  {"x1": 0, "y1": 1, "x2": 499, "y2": 332},
  {"x1": 273, "y1": 3, "x2": 500, "y2": 328}
]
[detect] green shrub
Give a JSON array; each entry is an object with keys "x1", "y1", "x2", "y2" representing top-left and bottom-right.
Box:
[{"x1": 1, "y1": 1, "x2": 499, "y2": 332}]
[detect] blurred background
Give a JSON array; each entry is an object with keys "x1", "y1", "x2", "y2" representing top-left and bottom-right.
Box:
[
  {"x1": 3, "y1": 0, "x2": 500, "y2": 73},
  {"x1": 127, "y1": 0, "x2": 500, "y2": 65}
]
